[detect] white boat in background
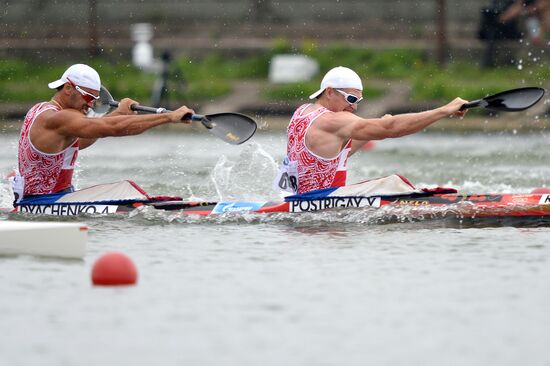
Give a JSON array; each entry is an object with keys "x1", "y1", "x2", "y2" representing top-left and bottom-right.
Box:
[{"x1": 0, "y1": 221, "x2": 87, "y2": 259}]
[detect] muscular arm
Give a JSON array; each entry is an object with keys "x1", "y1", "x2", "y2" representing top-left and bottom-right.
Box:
[
  {"x1": 31, "y1": 101, "x2": 193, "y2": 154},
  {"x1": 51, "y1": 102, "x2": 193, "y2": 138},
  {"x1": 343, "y1": 98, "x2": 465, "y2": 142},
  {"x1": 348, "y1": 114, "x2": 392, "y2": 155},
  {"x1": 309, "y1": 98, "x2": 466, "y2": 158},
  {"x1": 50, "y1": 111, "x2": 173, "y2": 138},
  {"x1": 349, "y1": 107, "x2": 449, "y2": 140},
  {"x1": 77, "y1": 102, "x2": 151, "y2": 149}
]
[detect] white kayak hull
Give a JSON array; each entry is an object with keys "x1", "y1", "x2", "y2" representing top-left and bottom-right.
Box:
[{"x1": 0, "y1": 221, "x2": 87, "y2": 259}]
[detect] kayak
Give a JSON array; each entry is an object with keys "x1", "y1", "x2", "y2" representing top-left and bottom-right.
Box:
[
  {"x1": 0, "y1": 221, "x2": 87, "y2": 259},
  {"x1": 2, "y1": 176, "x2": 550, "y2": 226}
]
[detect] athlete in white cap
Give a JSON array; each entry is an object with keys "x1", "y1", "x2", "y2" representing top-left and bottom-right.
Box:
[
  {"x1": 274, "y1": 66, "x2": 468, "y2": 195},
  {"x1": 13, "y1": 63, "x2": 194, "y2": 200}
]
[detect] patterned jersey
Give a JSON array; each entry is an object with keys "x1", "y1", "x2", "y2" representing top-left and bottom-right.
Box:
[
  {"x1": 286, "y1": 104, "x2": 352, "y2": 194},
  {"x1": 18, "y1": 102, "x2": 79, "y2": 196}
]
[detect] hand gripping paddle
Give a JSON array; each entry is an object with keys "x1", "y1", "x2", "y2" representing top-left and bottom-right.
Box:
[{"x1": 93, "y1": 86, "x2": 257, "y2": 145}]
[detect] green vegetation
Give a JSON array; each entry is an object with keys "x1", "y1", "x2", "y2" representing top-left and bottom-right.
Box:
[
  {"x1": 0, "y1": 59, "x2": 156, "y2": 103},
  {"x1": 411, "y1": 60, "x2": 549, "y2": 102},
  {"x1": 301, "y1": 45, "x2": 548, "y2": 102},
  {"x1": 0, "y1": 41, "x2": 547, "y2": 106}
]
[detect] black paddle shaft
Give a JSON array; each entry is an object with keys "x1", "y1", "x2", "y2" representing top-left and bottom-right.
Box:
[
  {"x1": 460, "y1": 87, "x2": 545, "y2": 112},
  {"x1": 108, "y1": 101, "x2": 206, "y2": 123},
  {"x1": 99, "y1": 88, "x2": 257, "y2": 145}
]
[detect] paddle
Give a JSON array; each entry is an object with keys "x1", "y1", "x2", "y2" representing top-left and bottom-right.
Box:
[
  {"x1": 459, "y1": 87, "x2": 545, "y2": 112},
  {"x1": 93, "y1": 86, "x2": 257, "y2": 145}
]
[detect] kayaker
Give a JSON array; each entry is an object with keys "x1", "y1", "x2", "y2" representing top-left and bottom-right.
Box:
[
  {"x1": 500, "y1": 0, "x2": 550, "y2": 46},
  {"x1": 11, "y1": 63, "x2": 194, "y2": 203},
  {"x1": 274, "y1": 66, "x2": 468, "y2": 195}
]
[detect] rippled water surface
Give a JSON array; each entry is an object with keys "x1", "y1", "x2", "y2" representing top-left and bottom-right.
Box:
[{"x1": 1, "y1": 127, "x2": 550, "y2": 366}]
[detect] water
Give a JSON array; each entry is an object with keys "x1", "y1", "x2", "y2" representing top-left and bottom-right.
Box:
[{"x1": 1, "y1": 127, "x2": 550, "y2": 366}]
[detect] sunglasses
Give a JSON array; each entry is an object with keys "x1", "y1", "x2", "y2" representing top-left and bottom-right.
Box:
[
  {"x1": 67, "y1": 78, "x2": 99, "y2": 104},
  {"x1": 335, "y1": 89, "x2": 363, "y2": 105}
]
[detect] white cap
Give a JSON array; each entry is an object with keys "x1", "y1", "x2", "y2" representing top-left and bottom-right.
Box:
[
  {"x1": 48, "y1": 64, "x2": 101, "y2": 91},
  {"x1": 309, "y1": 66, "x2": 363, "y2": 99}
]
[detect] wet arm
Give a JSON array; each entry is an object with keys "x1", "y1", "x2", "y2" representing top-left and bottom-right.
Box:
[
  {"x1": 45, "y1": 108, "x2": 190, "y2": 139},
  {"x1": 348, "y1": 115, "x2": 392, "y2": 155},
  {"x1": 348, "y1": 98, "x2": 466, "y2": 141},
  {"x1": 352, "y1": 108, "x2": 448, "y2": 140}
]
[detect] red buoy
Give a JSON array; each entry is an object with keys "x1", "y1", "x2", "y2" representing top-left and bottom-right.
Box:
[{"x1": 91, "y1": 252, "x2": 138, "y2": 285}]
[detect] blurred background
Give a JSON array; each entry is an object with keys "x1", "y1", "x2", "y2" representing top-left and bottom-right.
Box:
[{"x1": 1, "y1": 0, "x2": 549, "y2": 130}]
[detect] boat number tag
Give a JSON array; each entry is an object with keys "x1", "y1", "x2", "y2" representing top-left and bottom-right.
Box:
[{"x1": 273, "y1": 156, "x2": 298, "y2": 194}]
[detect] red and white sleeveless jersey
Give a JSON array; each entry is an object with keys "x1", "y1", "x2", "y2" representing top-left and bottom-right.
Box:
[
  {"x1": 18, "y1": 102, "x2": 79, "y2": 195},
  {"x1": 287, "y1": 104, "x2": 352, "y2": 194}
]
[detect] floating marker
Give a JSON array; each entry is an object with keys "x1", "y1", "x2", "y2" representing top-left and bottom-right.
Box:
[{"x1": 91, "y1": 252, "x2": 138, "y2": 286}]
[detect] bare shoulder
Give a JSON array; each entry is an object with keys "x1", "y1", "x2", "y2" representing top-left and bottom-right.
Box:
[
  {"x1": 39, "y1": 108, "x2": 82, "y2": 127},
  {"x1": 314, "y1": 111, "x2": 360, "y2": 134}
]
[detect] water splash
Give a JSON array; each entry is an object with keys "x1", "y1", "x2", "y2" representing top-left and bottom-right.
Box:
[
  {"x1": 0, "y1": 178, "x2": 14, "y2": 210},
  {"x1": 517, "y1": 60, "x2": 523, "y2": 71},
  {"x1": 124, "y1": 201, "x2": 545, "y2": 229},
  {"x1": 210, "y1": 142, "x2": 280, "y2": 201}
]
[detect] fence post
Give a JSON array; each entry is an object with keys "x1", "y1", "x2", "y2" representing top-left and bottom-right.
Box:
[{"x1": 436, "y1": 0, "x2": 448, "y2": 65}]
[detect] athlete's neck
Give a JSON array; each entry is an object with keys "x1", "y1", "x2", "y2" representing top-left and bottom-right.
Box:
[{"x1": 49, "y1": 98, "x2": 63, "y2": 109}]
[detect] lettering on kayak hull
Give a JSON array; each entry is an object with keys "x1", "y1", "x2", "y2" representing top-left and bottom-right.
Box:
[
  {"x1": 289, "y1": 197, "x2": 381, "y2": 213},
  {"x1": 397, "y1": 200, "x2": 430, "y2": 206},
  {"x1": 16, "y1": 204, "x2": 119, "y2": 216},
  {"x1": 539, "y1": 194, "x2": 550, "y2": 205}
]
